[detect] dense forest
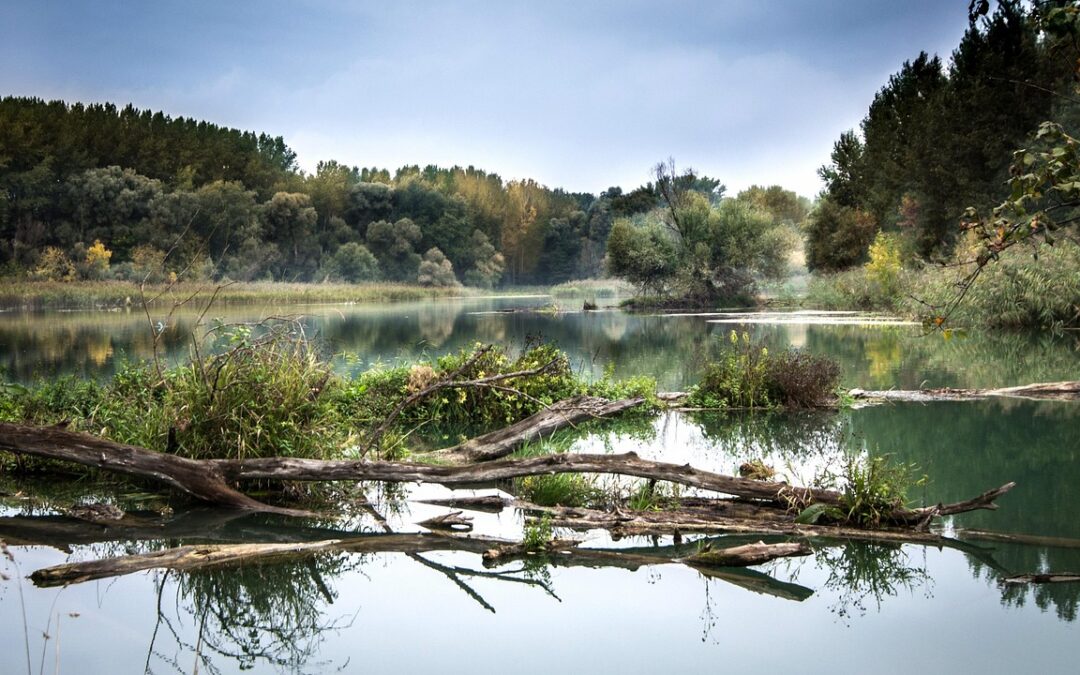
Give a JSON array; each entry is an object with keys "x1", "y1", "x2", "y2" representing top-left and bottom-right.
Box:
[
  {"x1": 0, "y1": 97, "x2": 679, "y2": 287},
  {"x1": 808, "y1": 0, "x2": 1078, "y2": 271}
]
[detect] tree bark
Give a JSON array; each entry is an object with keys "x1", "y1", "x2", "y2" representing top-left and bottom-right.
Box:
[
  {"x1": 0, "y1": 422, "x2": 311, "y2": 517},
  {"x1": 432, "y1": 395, "x2": 645, "y2": 462}
]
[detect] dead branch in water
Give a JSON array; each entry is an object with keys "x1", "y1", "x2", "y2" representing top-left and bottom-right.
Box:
[
  {"x1": 27, "y1": 533, "x2": 815, "y2": 590},
  {"x1": 849, "y1": 381, "x2": 1080, "y2": 404},
  {"x1": 0, "y1": 420, "x2": 1014, "y2": 528}
]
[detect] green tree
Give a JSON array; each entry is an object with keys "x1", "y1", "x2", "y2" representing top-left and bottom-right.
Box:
[
  {"x1": 462, "y1": 230, "x2": 505, "y2": 288},
  {"x1": 262, "y1": 192, "x2": 318, "y2": 279},
  {"x1": 321, "y1": 241, "x2": 380, "y2": 283},
  {"x1": 417, "y1": 247, "x2": 459, "y2": 287},
  {"x1": 606, "y1": 218, "x2": 678, "y2": 295},
  {"x1": 366, "y1": 218, "x2": 422, "y2": 281}
]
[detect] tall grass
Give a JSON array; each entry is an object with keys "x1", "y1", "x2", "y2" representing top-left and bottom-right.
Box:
[
  {"x1": 0, "y1": 280, "x2": 475, "y2": 310},
  {"x1": 805, "y1": 238, "x2": 1080, "y2": 330}
]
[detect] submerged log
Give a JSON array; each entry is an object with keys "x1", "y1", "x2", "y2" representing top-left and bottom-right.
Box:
[
  {"x1": 684, "y1": 541, "x2": 811, "y2": 567},
  {"x1": 850, "y1": 381, "x2": 1080, "y2": 404},
  {"x1": 1001, "y1": 573, "x2": 1080, "y2": 585}
]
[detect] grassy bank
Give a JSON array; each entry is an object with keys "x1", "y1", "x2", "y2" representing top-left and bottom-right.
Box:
[
  {"x1": 0, "y1": 332, "x2": 658, "y2": 467},
  {"x1": 0, "y1": 280, "x2": 483, "y2": 310},
  {"x1": 804, "y1": 239, "x2": 1080, "y2": 330}
]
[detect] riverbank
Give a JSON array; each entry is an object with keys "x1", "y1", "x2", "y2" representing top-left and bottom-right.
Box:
[{"x1": 0, "y1": 279, "x2": 493, "y2": 311}]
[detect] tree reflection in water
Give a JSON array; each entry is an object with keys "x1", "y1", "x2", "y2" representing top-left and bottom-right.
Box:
[{"x1": 146, "y1": 553, "x2": 361, "y2": 674}]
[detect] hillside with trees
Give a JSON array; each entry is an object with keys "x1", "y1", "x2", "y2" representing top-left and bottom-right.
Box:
[
  {"x1": 0, "y1": 97, "x2": 672, "y2": 287},
  {"x1": 805, "y1": 0, "x2": 1080, "y2": 328}
]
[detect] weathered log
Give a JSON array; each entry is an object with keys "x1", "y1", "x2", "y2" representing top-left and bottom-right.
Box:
[
  {"x1": 850, "y1": 381, "x2": 1080, "y2": 404},
  {"x1": 0, "y1": 422, "x2": 1014, "y2": 526},
  {"x1": 417, "y1": 511, "x2": 473, "y2": 532},
  {"x1": 1001, "y1": 573, "x2": 1080, "y2": 585},
  {"x1": 432, "y1": 395, "x2": 645, "y2": 462},
  {"x1": 683, "y1": 541, "x2": 811, "y2": 567},
  {"x1": 954, "y1": 528, "x2": 1080, "y2": 549},
  {"x1": 28, "y1": 532, "x2": 817, "y2": 593},
  {"x1": 417, "y1": 495, "x2": 513, "y2": 513},
  {"x1": 0, "y1": 422, "x2": 310, "y2": 517}
]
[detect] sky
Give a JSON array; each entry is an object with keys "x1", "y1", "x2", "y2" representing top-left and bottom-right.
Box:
[{"x1": 2, "y1": 0, "x2": 974, "y2": 197}]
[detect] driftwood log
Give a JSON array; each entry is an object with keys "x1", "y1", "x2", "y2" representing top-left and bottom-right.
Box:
[
  {"x1": 849, "y1": 381, "x2": 1080, "y2": 404},
  {"x1": 0, "y1": 420, "x2": 1014, "y2": 526},
  {"x1": 27, "y1": 532, "x2": 814, "y2": 588},
  {"x1": 432, "y1": 395, "x2": 644, "y2": 462}
]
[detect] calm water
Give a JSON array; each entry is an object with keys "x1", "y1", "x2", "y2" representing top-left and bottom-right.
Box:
[{"x1": 2, "y1": 298, "x2": 1080, "y2": 674}]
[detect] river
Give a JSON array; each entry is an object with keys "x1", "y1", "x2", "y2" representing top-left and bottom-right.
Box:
[{"x1": 1, "y1": 296, "x2": 1079, "y2": 674}]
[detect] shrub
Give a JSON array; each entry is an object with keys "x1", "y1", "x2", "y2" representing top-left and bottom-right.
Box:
[
  {"x1": 161, "y1": 324, "x2": 344, "y2": 460},
  {"x1": 766, "y1": 349, "x2": 841, "y2": 408},
  {"x1": 838, "y1": 454, "x2": 925, "y2": 527},
  {"x1": 31, "y1": 247, "x2": 76, "y2": 282},
  {"x1": 688, "y1": 331, "x2": 771, "y2": 408},
  {"x1": 517, "y1": 473, "x2": 600, "y2": 507},
  {"x1": 82, "y1": 240, "x2": 113, "y2": 280},
  {"x1": 322, "y1": 242, "x2": 380, "y2": 283},
  {"x1": 688, "y1": 331, "x2": 841, "y2": 409}
]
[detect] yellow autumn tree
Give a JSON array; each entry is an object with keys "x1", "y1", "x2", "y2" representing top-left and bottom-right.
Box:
[
  {"x1": 83, "y1": 240, "x2": 113, "y2": 280},
  {"x1": 31, "y1": 247, "x2": 76, "y2": 282}
]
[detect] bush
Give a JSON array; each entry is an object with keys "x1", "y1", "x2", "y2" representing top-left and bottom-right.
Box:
[
  {"x1": 688, "y1": 331, "x2": 841, "y2": 409},
  {"x1": 688, "y1": 331, "x2": 771, "y2": 409},
  {"x1": 417, "y1": 247, "x2": 460, "y2": 287},
  {"x1": 906, "y1": 237, "x2": 1080, "y2": 330},
  {"x1": 322, "y1": 242, "x2": 380, "y2": 283},
  {"x1": 162, "y1": 324, "x2": 344, "y2": 460},
  {"x1": 766, "y1": 349, "x2": 841, "y2": 408}
]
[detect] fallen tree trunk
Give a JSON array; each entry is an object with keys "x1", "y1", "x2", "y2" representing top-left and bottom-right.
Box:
[
  {"x1": 0, "y1": 421, "x2": 1014, "y2": 525},
  {"x1": 432, "y1": 395, "x2": 645, "y2": 462},
  {"x1": 1002, "y1": 573, "x2": 1080, "y2": 585},
  {"x1": 684, "y1": 541, "x2": 811, "y2": 567},
  {"x1": 0, "y1": 422, "x2": 311, "y2": 517},
  {"x1": 849, "y1": 381, "x2": 1080, "y2": 404},
  {"x1": 28, "y1": 533, "x2": 815, "y2": 589}
]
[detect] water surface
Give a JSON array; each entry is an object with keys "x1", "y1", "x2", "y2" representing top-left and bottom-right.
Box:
[{"x1": 1, "y1": 300, "x2": 1079, "y2": 674}]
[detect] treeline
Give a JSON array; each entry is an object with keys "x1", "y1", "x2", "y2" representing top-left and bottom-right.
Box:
[
  {"x1": 0, "y1": 96, "x2": 662, "y2": 286},
  {"x1": 808, "y1": 0, "x2": 1078, "y2": 270}
]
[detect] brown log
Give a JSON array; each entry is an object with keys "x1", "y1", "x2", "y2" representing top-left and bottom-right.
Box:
[
  {"x1": 0, "y1": 422, "x2": 309, "y2": 517},
  {"x1": 28, "y1": 532, "x2": 817, "y2": 596},
  {"x1": 683, "y1": 541, "x2": 811, "y2": 567},
  {"x1": 0, "y1": 422, "x2": 1014, "y2": 526},
  {"x1": 417, "y1": 495, "x2": 513, "y2": 513},
  {"x1": 432, "y1": 395, "x2": 645, "y2": 462}
]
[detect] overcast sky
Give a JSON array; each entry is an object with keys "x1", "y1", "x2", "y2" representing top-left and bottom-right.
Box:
[{"x1": 2, "y1": 0, "x2": 973, "y2": 197}]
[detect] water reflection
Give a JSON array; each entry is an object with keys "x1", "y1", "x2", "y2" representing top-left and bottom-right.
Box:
[{"x1": 2, "y1": 302, "x2": 1077, "y2": 390}]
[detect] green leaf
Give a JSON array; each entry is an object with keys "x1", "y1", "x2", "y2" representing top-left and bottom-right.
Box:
[{"x1": 794, "y1": 503, "x2": 842, "y2": 524}]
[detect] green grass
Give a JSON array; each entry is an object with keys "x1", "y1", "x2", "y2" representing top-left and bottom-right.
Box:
[
  {"x1": 804, "y1": 238, "x2": 1080, "y2": 330},
  {"x1": 0, "y1": 279, "x2": 477, "y2": 310}
]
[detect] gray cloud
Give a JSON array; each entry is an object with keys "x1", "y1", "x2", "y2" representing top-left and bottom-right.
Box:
[{"x1": 2, "y1": 0, "x2": 972, "y2": 196}]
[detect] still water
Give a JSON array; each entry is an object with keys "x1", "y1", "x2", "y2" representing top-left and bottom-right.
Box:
[{"x1": 1, "y1": 297, "x2": 1079, "y2": 674}]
